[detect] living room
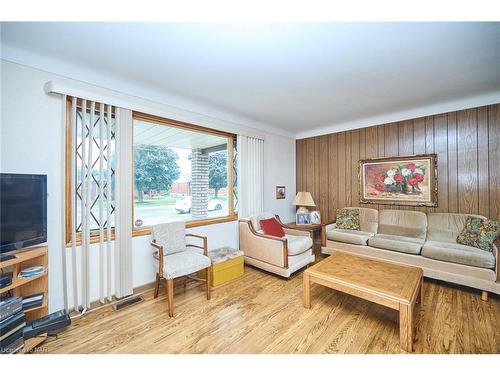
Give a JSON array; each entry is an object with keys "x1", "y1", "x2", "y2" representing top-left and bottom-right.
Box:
[{"x1": 1, "y1": 1, "x2": 499, "y2": 372}]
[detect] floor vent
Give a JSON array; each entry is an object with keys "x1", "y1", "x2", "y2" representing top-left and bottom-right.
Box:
[{"x1": 112, "y1": 294, "x2": 144, "y2": 311}]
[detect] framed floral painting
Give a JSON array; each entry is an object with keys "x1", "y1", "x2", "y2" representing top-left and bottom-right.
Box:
[{"x1": 359, "y1": 154, "x2": 438, "y2": 206}]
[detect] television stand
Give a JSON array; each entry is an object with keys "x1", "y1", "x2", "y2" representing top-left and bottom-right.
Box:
[
  {"x1": 0, "y1": 246, "x2": 48, "y2": 354},
  {"x1": 0, "y1": 253, "x2": 17, "y2": 262}
]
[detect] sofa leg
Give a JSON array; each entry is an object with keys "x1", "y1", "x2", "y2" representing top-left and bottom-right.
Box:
[{"x1": 481, "y1": 290, "x2": 489, "y2": 302}]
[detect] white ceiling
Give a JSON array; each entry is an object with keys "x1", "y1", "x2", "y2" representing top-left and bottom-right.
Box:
[{"x1": 2, "y1": 22, "x2": 500, "y2": 137}]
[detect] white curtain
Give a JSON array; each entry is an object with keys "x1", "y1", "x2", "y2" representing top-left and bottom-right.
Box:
[
  {"x1": 237, "y1": 135, "x2": 264, "y2": 218},
  {"x1": 64, "y1": 97, "x2": 133, "y2": 312},
  {"x1": 114, "y1": 108, "x2": 134, "y2": 299}
]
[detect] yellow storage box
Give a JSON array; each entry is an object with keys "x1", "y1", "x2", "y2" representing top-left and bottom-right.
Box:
[{"x1": 198, "y1": 247, "x2": 244, "y2": 287}]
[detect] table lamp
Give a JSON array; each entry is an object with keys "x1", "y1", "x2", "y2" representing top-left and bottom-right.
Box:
[{"x1": 293, "y1": 192, "x2": 315, "y2": 214}]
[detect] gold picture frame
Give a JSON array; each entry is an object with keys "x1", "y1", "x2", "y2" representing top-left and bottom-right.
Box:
[{"x1": 359, "y1": 154, "x2": 438, "y2": 207}]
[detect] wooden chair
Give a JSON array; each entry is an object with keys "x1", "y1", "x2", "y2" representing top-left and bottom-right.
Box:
[{"x1": 150, "y1": 222, "x2": 212, "y2": 317}]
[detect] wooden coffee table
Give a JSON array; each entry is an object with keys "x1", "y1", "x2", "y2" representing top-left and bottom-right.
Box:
[{"x1": 303, "y1": 251, "x2": 423, "y2": 352}]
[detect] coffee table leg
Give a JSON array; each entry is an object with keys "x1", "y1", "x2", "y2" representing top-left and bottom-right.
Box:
[
  {"x1": 399, "y1": 303, "x2": 413, "y2": 352},
  {"x1": 303, "y1": 272, "x2": 311, "y2": 308}
]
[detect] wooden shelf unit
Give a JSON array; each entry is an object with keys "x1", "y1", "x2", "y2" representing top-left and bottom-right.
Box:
[{"x1": 0, "y1": 245, "x2": 48, "y2": 353}]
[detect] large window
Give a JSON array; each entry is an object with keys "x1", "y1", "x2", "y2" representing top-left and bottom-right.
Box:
[
  {"x1": 132, "y1": 113, "x2": 237, "y2": 232},
  {"x1": 66, "y1": 102, "x2": 237, "y2": 243}
]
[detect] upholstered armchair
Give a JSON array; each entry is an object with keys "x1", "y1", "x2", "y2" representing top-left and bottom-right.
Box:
[
  {"x1": 239, "y1": 213, "x2": 315, "y2": 278},
  {"x1": 150, "y1": 221, "x2": 212, "y2": 317}
]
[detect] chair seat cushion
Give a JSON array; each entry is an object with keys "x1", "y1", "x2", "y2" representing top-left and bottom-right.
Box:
[
  {"x1": 160, "y1": 251, "x2": 211, "y2": 279},
  {"x1": 327, "y1": 228, "x2": 375, "y2": 245},
  {"x1": 368, "y1": 234, "x2": 424, "y2": 255},
  {"x1": 422, "y1": 241, "x2": 496, "y2": 269},
  {"x1": 285, "y1": 234, "x2": 313, "y2": 255}
]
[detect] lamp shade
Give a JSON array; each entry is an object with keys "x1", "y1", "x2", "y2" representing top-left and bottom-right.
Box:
[{"x1": 292, "y1": 192, "x2": 316, "y2": 207}]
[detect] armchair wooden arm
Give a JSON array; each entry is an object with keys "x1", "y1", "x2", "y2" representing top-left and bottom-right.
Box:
[
  {"x1": 150, "y1": 240, "x2": 164, "y2": 278},
  {"x1": 275, "y1": 215, "x2": 314, "y2": 235},
  {"x1": 186, "y1": 233, "x2": 208, "y2": 256}
]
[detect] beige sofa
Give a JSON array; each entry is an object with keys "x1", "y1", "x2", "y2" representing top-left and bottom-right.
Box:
[
  {"x1": 322, "y1": 208, "x2": 499, "y2": 299},
  {"x1": 239, "y1": 213, "x2": 315, "y2": 277}
]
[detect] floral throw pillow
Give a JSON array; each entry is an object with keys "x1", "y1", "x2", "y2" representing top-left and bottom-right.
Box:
[
  {"x1": 336, "y1": 208, "x2": 360, "y2": 231},
  {"x1": 456, "y1": 216, "x2": 500, "y2": 252}
]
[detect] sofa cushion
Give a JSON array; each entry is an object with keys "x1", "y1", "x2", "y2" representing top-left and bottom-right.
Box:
[
  {"x1": 336, "y1": 208, "x2": 360, "y2": 230},
  {"x1": 259, "y1": 217, "x2": 285, "y2": 237},
  {"x1": 249, "y1": 212, "x2": 274, "y2": 231},
  {"x1": 285, "y1": 234, "x2": 313, "y2": 255},
  {"x1": 342, "y1": 207, "x2": 379, "y2": 233},
  {"x1": 378, "y1": 210, "x2": 427, "y2": 239},
  {"x1": 427, "y1": 213, "x2": 486, "y2": 243},
  {"x1": 422, "y1": 241, "x2": 496, "y2": 269},
  {"x1": 327, "y1": 228, "x2": 375, "y2": 245},
  {"x1": 368, "y1": 234, "x2": 424, "y2": 255},
  {"x1": 378, "y1": 224, "x2": 427, "y2": 239},
  {"x1": 456, "y1": 216, "x2": 500, "y2": 252}
]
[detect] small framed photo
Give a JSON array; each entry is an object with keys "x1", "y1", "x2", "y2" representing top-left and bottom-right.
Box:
[
  {"x1": 310, "y1": 210, "x2": 321, "y2": 224},
  {"x1": 296, "y1": 213, "x2": 311, "y2": 225},
  {"x1": 276, "y1": 185, "x2": 286, "y2": 199}
]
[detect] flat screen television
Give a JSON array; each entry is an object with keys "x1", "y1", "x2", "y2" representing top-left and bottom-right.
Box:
[{"x1": 0, "y1": 173, "x2": 47, "y2": 253}]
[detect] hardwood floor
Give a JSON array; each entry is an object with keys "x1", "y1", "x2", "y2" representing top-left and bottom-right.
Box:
[{"x1": 40, "y1": 261, "x2": 500, "y2": 354}]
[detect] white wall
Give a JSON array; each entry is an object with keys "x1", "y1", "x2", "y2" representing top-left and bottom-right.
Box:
[
  {"x1": 263, "y1": 134, "x2": 296, "y2": 221},
  {"x1": 0, "y1": 60, "x2": 296, "y2": 312}
]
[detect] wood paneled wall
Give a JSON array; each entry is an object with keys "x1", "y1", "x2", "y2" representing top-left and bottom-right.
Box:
[{"x1": 296, "y1": 104, "x2": 500, "y2": 223}]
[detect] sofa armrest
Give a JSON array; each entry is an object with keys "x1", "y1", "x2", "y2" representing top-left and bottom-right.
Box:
[
  {"x1": 321, "y1": 222, "x2": 338, "y2": 246},
  {"x1": 239, "y1": 219, "x2": 288, "y2": 268}
]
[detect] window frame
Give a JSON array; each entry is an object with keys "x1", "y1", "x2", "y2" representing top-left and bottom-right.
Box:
[
  {"x1": 65, "y1": 102, "x2": 238, "y2": 246},
  {"x1": 131, "y1": 111, "x2": 238, "y2": 238}
]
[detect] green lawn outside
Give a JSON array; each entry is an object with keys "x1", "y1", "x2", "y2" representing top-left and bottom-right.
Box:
[
  {"x1": 135, "y1": 194, "x2": 227, "y2": 207},
  {"x1": 135, "y1": 195, "x2": 177, "y2": 207}
]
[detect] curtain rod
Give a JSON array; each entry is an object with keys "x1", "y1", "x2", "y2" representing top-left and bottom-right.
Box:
[{"x1": 44, "y1": 80, "x2": 266, "y2": 141}]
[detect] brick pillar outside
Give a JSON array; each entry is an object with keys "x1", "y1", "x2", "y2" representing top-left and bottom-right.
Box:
[{"x1": 191, "y1": 149, "x2": 208, "y2": 219}]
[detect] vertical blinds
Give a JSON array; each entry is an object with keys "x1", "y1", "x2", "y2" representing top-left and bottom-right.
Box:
[{"x1": 65, "y1": 96, "x2": 132, "y2": 313}]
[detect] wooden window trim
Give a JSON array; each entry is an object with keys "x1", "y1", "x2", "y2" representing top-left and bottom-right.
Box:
[
  {"x1": 131, "y1": 112, "x2": 238, "y2": 237},
  {"x1": 132, "y1": 214, "x2": 239, "y2": 238}
]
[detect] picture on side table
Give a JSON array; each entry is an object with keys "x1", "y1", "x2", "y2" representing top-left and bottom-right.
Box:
[
  {"x1": 359, "y1": 154, "x2": 438, "y2": 207},
  {"x1": 275, "y1": 185, "x2": 286, "y2": 199},
  {"x1": 296, "y1": 213, "x2": 311, "y2": 225},
  {"x1": 310, "y1": 210, "x2": 321, "y2": 224}
]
